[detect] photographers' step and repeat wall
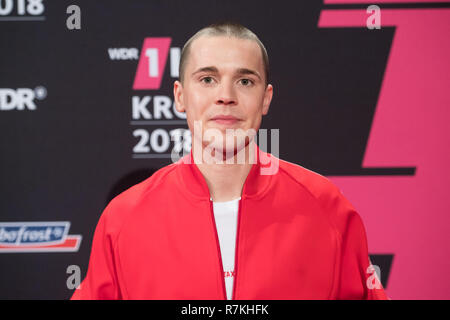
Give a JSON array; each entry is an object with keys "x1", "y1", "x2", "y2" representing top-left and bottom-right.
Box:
[{"x1": 0, "y1": 0, "x2": 449, "y2": 299}]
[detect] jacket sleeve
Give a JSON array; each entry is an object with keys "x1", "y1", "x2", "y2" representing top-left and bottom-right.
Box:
[
  {"x1": 333, "y1": 194, "x2": 390, "y2": 300},
  {"x1": 70, "y1": 203, "x2": 122, "y2": 300}
]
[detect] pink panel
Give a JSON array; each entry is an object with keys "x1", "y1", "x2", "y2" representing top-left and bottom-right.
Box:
[
  {"x1": 319, "y1": 9, "x2": 450, "y2": 299},
  {"x1": 324, "y1": 0, "x2": 450, "y2": 4}
]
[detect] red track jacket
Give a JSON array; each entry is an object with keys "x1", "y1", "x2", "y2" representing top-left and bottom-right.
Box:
[{"x1": 71, "y1": 146, "x2": 388, "y2": 300}]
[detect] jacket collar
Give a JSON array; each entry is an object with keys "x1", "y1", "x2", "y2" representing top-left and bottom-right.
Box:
[{"x1": 175, "y1": 143, "x2": 276, "y2": 201}]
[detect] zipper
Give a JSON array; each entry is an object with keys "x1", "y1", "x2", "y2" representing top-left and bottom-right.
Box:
[
  {"x1": 231, "y1": 198, "x2": 242, "y2": 300},
  {"x1": 209, "y1": 199, "x2": 228, "y2": 300},
  {"x1": 209, "y1": 197, "x2": 243, "y2": 300}
]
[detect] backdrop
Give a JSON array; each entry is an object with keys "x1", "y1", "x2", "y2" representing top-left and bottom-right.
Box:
[{"x1": 0, "y1": 0, "x2": 449, "y2": 299}]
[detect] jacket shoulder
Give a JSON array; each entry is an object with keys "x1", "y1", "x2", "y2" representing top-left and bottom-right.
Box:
[
  {"x1": 277, "y1": 158, "x2": 361, "y2": 233},
  {"x1": 277, "y1": 158, "x2": 341, "y2": 205},
  {"x1": 113, "y1": 162, "x2": 178, "y2": 206},
  {"x1": 97, "y1": 162, "x2": 179, "y2": 235}
]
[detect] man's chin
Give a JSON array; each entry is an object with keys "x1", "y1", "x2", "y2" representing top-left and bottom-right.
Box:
[{"x1": 199, "y1": 137, "x2": 255, "y2": 164}]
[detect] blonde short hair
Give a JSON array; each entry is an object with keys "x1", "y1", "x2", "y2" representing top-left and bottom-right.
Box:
[{"x1": 179, "y1": 22, "x2": 269, "y2": 85}]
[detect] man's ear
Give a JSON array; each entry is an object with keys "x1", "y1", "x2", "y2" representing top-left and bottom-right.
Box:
[
  {"x1": 173, "y1": 80, "x2": 185, "y2": 113},
  {"x1": 262, "y1": 84, "x2": 273, "y2": 116}
]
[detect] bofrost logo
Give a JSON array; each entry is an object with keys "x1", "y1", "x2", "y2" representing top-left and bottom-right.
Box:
[
  {"x1": 0, "y1": 86, "x2": 47, "y2": 110},
  {"x1": 0, "y1": 221, "x2": 82, "y2": 253}
]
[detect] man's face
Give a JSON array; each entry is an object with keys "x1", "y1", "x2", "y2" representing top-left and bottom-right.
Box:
[{"x1": 174, "y1": 35, "x2": 273, "y2": 156}]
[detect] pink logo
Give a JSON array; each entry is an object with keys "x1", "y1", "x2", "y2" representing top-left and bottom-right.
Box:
[
  {"x1": 319, "y1": 2, "x2": 450, "y2": 299},
  {"x1": 133, "y1": 37, "x2": 172, "y2": 90}
]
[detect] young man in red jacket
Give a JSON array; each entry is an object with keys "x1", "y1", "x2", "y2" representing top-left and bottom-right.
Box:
[{"x1": 71, "y1": 22, "x2": 388, "y2": 300}]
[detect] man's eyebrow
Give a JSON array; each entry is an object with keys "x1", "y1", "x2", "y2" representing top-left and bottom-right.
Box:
[
  {"x1": 191, "y1": 66, "x2": 262, "y2": 80},
  {"x1": 191, "y1": 66, "x2": 219, "y2": 76},
  {"x1": 236, "y1": 68, "x2": 261, "y2": 80}
]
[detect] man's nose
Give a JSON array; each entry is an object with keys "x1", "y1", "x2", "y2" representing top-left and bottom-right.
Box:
[{"x1": 215, "y1": 82, "x2": 237, "y2": 106}]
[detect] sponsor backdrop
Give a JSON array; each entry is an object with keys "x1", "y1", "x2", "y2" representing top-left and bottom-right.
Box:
[{"x1": 0, "y1": 0, "x2": 449, "y2": 299}]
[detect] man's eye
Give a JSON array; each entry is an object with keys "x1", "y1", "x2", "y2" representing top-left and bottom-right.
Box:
[
  {"x1": 201, "y1": 77, "x2": 214, "y2": 84},
  {"x1": 240, "y1": 79, "x2": 253, "y2": 86}
]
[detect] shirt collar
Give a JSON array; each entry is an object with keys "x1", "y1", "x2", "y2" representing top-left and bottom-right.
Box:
[{"x1": 175, "y1": 143, "x2": 276, "y2": 201}]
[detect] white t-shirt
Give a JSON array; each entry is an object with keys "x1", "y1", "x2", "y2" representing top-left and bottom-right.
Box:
[{"x1": 212, "y1": 197, "x2": 240, "y2": 300}]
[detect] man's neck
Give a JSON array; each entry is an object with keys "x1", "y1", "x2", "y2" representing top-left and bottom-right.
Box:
[{"x1": 193, "y1": 142, "x2": 256, "y2": 202}]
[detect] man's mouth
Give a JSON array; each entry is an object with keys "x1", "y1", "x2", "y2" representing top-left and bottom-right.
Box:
[{"x1": 210, "y1": 115, "x2": 241, "y2": 125}]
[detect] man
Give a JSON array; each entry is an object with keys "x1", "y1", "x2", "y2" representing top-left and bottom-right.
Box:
[{"x1": 71, "y1": 22, "x2": 388, "y2": 300}]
